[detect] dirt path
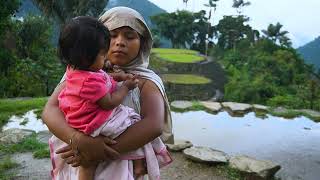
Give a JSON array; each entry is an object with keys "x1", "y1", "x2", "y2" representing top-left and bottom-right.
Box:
[{"x1": 8, "y1": 151, "x2": 230, "y2": 180}]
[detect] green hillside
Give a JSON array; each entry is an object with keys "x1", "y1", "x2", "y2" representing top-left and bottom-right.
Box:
[
  {"x1": 298, "y1": 36, "x2": 320, "y2": 70},
  {"x1": 106, "y1": 0, "x2": 166, "y2": 28}
]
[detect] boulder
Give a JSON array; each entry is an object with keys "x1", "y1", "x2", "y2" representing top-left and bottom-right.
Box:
[
  {"x1": 171, "y1": 101, "x2": 193, "y2": 110},
  {"x1": 200, "y1": 101, "x2": 222, "y2": 112},
  {"x1": 252, "y1": 104, "x2": 268, "y2": 112},
  {"x1": 36, "y1": 130, "x2": 52, "y2": 144},
  {"x1": 183, "y1": 146, "x2": 228, "y2": 164},
  {"x1": 229, "y1": 155, "x2": 281, "y2": 179},
  {"x1": 0, "y1": 128, "x2": 34, "y2": 144},
  {"x1": 166, "y1": 139, "x2": 193, "y2": 152},
  {"x1": 222, "y1": 102, "x2": 252, "y2": 116}
]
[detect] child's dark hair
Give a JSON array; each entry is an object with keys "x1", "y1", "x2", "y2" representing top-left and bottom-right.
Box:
[{"x1": 58, "y1": 16, "x2": 110, "y2": 69}]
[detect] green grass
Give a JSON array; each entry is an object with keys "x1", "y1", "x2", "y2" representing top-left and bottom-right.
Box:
[
  {"x1": 152, "y1": 48, "x2": 198, "y2": 55},
  {"x1": 0, "y1": 97, "x2": 47, "y2": 128},
  {"x1": 0, "y1": 133, "x2": 50, "y2": 159},
  {"x1": 216, "y1": 165, "x2": 243, "y2": 180},
  {"x1": 0, "y1": 156, "x2": 18, "y2": 179},
  {"x1": 151, "y1": 48, "x2": 204, "y2": 63},
  {"x1": 156, "y1": 53, "x2": 204, "y2": 63},
  {"x1": 162, "y1": 74, "x2": 211, "y2": 84}
]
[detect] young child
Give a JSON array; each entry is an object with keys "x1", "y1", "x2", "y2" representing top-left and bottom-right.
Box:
[{"x1": 52, "y1": 16, "x2": 172, "y2": 180}]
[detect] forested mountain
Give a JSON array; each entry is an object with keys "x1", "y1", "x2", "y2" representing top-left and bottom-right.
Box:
[
  {"x1": 298, "y1": 36, "x2": 320, "y2": 70},
  {"x1": 106, "y1": 0, "x2": 166, "y2": 28}
]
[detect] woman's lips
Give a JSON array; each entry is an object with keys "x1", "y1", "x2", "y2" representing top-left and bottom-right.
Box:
[{"x1": 112, "y1": 50, "x2": 126, "y2": 55}]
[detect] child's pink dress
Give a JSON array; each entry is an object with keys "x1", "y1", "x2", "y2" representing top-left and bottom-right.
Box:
[{"x1": 49, "y1": 66, "x2": 172, "y2": 180}]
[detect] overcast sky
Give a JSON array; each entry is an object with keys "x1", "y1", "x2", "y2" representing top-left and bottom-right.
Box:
[{"x1": 148, "y1": 0, "x2": 320, "y2": 48}]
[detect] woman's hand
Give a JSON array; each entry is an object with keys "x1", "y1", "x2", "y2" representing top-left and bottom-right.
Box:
[{"x1": 56, "y1": 133, "x2": 120, "y2": 167}]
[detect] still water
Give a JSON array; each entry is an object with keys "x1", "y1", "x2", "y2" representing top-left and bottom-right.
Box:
[
  {"x1": 172, "y1": 111, "x2": 320, "y2": 180},
  {"x1": 3, "y1": 110, "x2": 320, "y2": 179}
]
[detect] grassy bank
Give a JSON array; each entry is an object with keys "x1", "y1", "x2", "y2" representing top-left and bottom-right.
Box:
[{"x1": 0, "y1": 97, "x2": 48, "y2": 129}]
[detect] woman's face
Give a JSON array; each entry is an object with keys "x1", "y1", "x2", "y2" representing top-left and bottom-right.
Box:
[{"x1": 107, "y1": 26, "x2": 141, "y2": 66}]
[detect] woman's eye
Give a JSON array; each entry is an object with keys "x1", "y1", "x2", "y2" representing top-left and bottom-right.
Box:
[{"x1": 126, "y1": 33, "x2": 137, "y2": 39}]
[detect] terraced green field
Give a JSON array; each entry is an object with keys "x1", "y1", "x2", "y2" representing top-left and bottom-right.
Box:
[
  {"x1": 152, "y1": 48, "x2": 204, "y2": 63},
  {"x1": 162, "y1": 74, "x2": 212, "y2": 84}
]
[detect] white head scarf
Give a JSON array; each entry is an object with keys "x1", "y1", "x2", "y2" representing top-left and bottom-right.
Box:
[{"x1": 99, "y1": 7, "x2": 174, "y2": 143}]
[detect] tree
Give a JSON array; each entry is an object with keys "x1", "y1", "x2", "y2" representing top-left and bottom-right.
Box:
[
  {"x1": 151, "y1": 10, "x2": 195, "y2": 48},
  {"x1": 215, "y1": 15, "x2": 253, "y2": 50},
  {"x1": 33, "y1": 0, "x2": 109, "y2": 23},
  {"x1": 191, "y1": 10, "x2": 214, "y2": 53},
  {"x1": 262, "y1": 22, "x2": 292, "y2": 47},
  {"x1": 232, "y1": 0, "x2": 251, "y2": 14}
]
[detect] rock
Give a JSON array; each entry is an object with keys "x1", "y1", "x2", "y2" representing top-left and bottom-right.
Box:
[
  {"x1": 0, "y1": 128, "x2": 34, "y2": 144},
  {"x1": 300, "y1": 109, "x2": 320, "y2": 119},
  {"x1": 229, "y1": 155, "x2": 281, "y2": 179},
  {"x1": 166, "y1": 139, "x2": 193, "y2": 152},
  {"x1": 273, "y1": 107, "x2": 288, "y2": 114},
  {"x1": 183, "y1": 146, "x2": 228, "y2": 164},
  {"x1": 253, "y1": 104, "x2": 268, "y2": 112},
  {"x1": 200, "y1": 101, "x2": 222, "y2": 112},
  {"x1": 9, "y1": 153, "x2": 51, "y2": 180},
  {"x1": 36, "y1": 130, "x2": 52, "y2": 144},
  {"x1": 171, "y1": 101, "x2": 193, "y2": 109},
  {"x1": 222, "y1": 102, "x2": 252, "y2": 116}
]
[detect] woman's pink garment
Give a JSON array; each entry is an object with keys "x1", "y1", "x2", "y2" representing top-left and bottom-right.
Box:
[
  {"x1": 58, "y1": 66, "x2": 117, "y2": 135},
  {"x1": 49, "y1": 105, "x2": 172, "y2": 180}
]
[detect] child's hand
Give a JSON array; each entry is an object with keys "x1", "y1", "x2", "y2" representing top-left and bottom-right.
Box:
[
  {"x1": 133, "y1": 159, "x2": 147, "y2": 179},
  {"x1": 123, "y1": 75, "x2": 139, "y2": 90},
  {"x1": 110, "y1": 71, "x2": 135, "y2": 82}
]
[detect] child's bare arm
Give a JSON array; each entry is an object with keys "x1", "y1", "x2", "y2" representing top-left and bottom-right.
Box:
[{"x1": 97, "y1": 77, "x2": 139, "y2": 110}]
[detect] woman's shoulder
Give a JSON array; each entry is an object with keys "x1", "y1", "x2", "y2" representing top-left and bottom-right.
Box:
[{"x1": 138, "y1": 78, "x2": 162, "y2": 96}]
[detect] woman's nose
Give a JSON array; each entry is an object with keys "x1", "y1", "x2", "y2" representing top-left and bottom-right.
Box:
[{"x1": 115, "y1": 35, "x2": 125, "y2": 47}]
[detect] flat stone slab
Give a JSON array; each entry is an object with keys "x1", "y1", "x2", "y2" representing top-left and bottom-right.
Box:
[
  {"x1": 171, "y1": 101, "x2": 193, "y2": 109},
  {"x1": 166, "y1": 139, "x2": 193, "y2": 152},
  {"x1": 200, "y1": 101, "x2": 222, "y2": 112},
  {"x1": 183, "y1": 146, "x2": 228, "y2": 164},
  {"x1": 253, "y1": 104, "x2": 268, "y2": 111},
  {"x1": 299, "y1": 109, "x2": 320, "y2": 119},
  {"x1": 0, "y1": 128, "x2": 34, "y2": 144},
  {"x1": 36, "y1": 130, "x2": 52, "y2": 144},
  {"x1": 229, "y1": 155, "x2": 281, "y2": 179},
  {"x1": 9, "y1": 153, "x2": 51, "y2": 180},
  {"x1": 222, "y1": 102, "x2": 252, "y2": 112}
]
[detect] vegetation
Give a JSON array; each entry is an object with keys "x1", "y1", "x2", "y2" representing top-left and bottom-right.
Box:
[
  {"x1": 0, "y1": 133, "x2": 50, "y2": 159},
  {"x1": 156, "y1": 54, "x2": 204, "y2": 63},
  {"x1": 152, "y1": 48, "x2": 198, "y2": 55},
  {"x1": 0, "y1": 97, "x2": 47, "y2": 128},
  {"x1": 162, "y1": 74, "x2": 211, "y2": 84},
  {"x1": 0, "y1": 156, "x2": 18, "y2": 180}
]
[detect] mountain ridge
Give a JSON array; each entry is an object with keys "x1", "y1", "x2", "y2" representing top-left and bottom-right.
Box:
[{"x1": 297, "y1": 36, "x2": 320, "y2": 70}]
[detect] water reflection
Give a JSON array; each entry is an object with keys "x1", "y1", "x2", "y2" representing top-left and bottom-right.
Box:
[
  {"x1": 2, "y1": 110, "x2": 48, "y2": 133},
  {"x1": 172, "y1": 111, "x2": 320, "y2": 180}
]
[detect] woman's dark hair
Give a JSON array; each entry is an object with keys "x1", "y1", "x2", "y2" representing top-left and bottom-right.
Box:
[{"x1": 58, "y1": 16, "x2": 110, "y2": 69}]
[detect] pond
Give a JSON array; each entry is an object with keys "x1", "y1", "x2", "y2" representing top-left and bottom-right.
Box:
[
  {"x1": 3, "y1": 110, "x2": 320, "y2": 180},
  {"x1": 172, "y1": 110, "x2": 320, "y2": 180}
]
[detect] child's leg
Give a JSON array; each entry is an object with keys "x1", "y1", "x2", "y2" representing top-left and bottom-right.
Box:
[
  {"x1": 133, "y1": 159, "x2": 146, "y2": 179},
  {"x1": 79, "y1": 164, "x2": 98, "y2": 180}
]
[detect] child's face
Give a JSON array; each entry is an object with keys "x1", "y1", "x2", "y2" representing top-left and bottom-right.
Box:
[
  {"x1": 107, "y1": 26, "x2": 141, "y2": 66},
  {"x1": 89, "y1": 49, "x2": 107, "y2": 71}
]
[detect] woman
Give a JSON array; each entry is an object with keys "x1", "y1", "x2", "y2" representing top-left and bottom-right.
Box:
[{"x1": 42, "y1": 6, "x2": 173, "y2": 179}]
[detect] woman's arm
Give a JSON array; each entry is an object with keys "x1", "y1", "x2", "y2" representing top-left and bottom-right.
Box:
[
  {"x1": 42, "y1": 82, "x2": 120, "y2": 162},
  {"x1": 50, "y1": 79, "x2": 165, "y2": 164},
  {"x1": 109, "y1": 79, "x2": 165, "y2": 154}
]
